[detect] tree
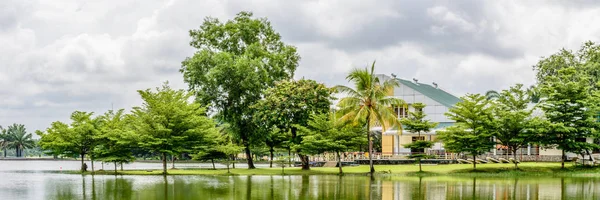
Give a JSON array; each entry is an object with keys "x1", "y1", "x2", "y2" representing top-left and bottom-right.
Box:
[
  {"x1": 0, "y1": 126, "x2": 8, "y2": 157},
  {"x1": 38, "y1": 111, "x2": 100, "y2": 172},
  {"x1": 131, "y1": 83, "x2": 220, "y2": 174},
  {"x1": 5, "y1": 124, "x2": 35, "y2": 157},
  {"x1": 180, "y1": 11, "x2": 300, "y2": 169},
  {"x1": 485, "y1": 90, "x2": 500, "y2": 100},
  {"x1": 297, "y1": 113, "x2": 365, "y2": 174},
  {"x1": 263, "y1": 127, "x2": 287, "y2": 168},
  {"x1": 335, "y1": 61, "x2": 405, "y2": 174},
  {"x1": 94, "y1": 109, "x2": 136, "y2": 174},
  {"x1": 491, "y1": 84, "x2": 540, "y2": 168},
  {"x1": 253, "y1": 79, "x2": 335, "y2": 170},
  {"x1": 400, "y1": 103, "x2": 438, "y2": 172},
  {"x1": 216, "y1": 142, "x2": 243, "y2": 173},
  {"x1": 538, "y1": 67, "x2": 599, "y2": 169},
  {"x1": 438, "y1": 94, "x2": 495, "y2": 169},
  {"x1": 533, "y1": 41, "x2": 600, "y2": 91}
]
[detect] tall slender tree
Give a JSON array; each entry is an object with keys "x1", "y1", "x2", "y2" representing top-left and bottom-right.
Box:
[
  {"x1": 491, "y1": 84, "x2": 539, "y2": 168},
  {"x1": 438, "y1": 94, "x2": 496, "y2": 169},
  {"x1": 180, "y1": 12, "x2": 300, "y2": 169},
  {"x1": 335, "y1": 61, "x2": 405, "y2": 175},
  {"x1": 400, "y1": 103, "x2": 438, "y2": 172},
  {"x1": 538, "y1": 67, "x2": 599, "y2": 168}
]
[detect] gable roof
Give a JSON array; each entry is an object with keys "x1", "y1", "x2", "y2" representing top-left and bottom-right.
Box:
[{"x1": 396, "y1": 78, "x2": 461, "y2": 107}]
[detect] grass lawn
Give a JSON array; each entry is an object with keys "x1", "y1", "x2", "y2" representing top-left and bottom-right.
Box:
[{"x1": 85, "y1": 162, "x2": 600, "y2": 177}]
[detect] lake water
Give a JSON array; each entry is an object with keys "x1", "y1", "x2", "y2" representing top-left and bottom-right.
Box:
[{"x1": 1, "y1": 160, "x2": 599, "y2": 199}]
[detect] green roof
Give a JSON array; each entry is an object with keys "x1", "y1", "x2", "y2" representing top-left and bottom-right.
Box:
[{"x1": 396, "y1": 78, "x2": 460, "y2": 108}]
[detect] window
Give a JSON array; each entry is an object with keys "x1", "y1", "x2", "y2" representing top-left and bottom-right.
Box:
[
  {"x1": 394, "y1": 106, "x2": 409, "y2": 118},
  {"x1": 412, "y1": 136, "x2": 425, "y2": 141}
]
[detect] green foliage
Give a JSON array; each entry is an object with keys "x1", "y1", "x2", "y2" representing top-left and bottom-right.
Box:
[
  {"x1": 4, "y1": 124, "x2": 35, "y2": 157},
  {"x1": 538, "y1": 67, "x2": 600, "y2": 167},
  {"x1": 400, "y1": 103, "x2": 438, "y2": 137},
  {"x1": 399, "y1": 103, "x2": 437, "y2": 171},
  {"x1": 438, "y1": 94, "x2": 495, "y2": 169},
  {"x1": 180, "y1": 11, "x2": 300, "y2": 169},
  {"x1": 38, "y1": 111, "x2": 101, "y2": 171},
  {"x1": 335, "y1": 61, "x2": 405, "y2": 174},
  {"x1": 131, "y1": 83, "x2": 220, "y2": 174},
  {"x1": 491, "y1": 84, "x2": 541, "y2": 168},
  {"x1": 252, "y1": 79, "x2": 335, "y2": 169},
  {"x1": 534, "y1": 41, "x2": 600, "y2": 90},
  {"x1": 296, "y1": 113, "x2": 365, "y2": 173},
  {"x1": 94, "y1": 109, "x2": 136, "y2": 169}
]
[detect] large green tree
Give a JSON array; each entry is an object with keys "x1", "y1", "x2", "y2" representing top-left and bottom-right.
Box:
[
  {"x1": 534, "y1": 41, "x2": 600, "y2": 90},
  {"x1": 131, "y1": 83, "x2": 220, "y2": 174},
  {"x1": 253, "y1": 79, "x2": 334, "y2": 170},
  {"x1": 180, "y1": 11, "x2": 299, "y2": 169},
  {"x1": 94, "y1": 109, "x2": 136, "y2": 173},
  {"x1": 297, "y1": 113, "x2": 365, "y2": 174},
  {"x1": 491, "y1": 84, "x2": 540, "y2": 168},
  {"x1": 335, "y1": 61, "x2": 404, "y2": 175},
  {"x1": 400, "y1": 103, "x2": 438, "y2": 172},
  {"x1": 538, "y1": 67, "x2": 600, "y2": 168},
  {"x1": 438, "y1": 94, "x2": 495, "y2": 169},
  {"x1": 38, "y1": 111, "x2": 100, "y2": 172},
  {"x1": 5, "y1": 124, "x2": 35, "y2": 157}
]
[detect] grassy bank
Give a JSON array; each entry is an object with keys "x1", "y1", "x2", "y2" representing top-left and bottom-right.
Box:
[{"x1": 81, "y1": 162, "x2": 600, "y2": 177}]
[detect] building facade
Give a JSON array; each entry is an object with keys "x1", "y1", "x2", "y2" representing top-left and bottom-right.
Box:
[{"x1": 376, "y1": 75, "x2": 460, "y2": 156}]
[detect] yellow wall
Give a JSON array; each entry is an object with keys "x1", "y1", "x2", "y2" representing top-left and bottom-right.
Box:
[{"x1": 382, "y1": 135, "x2": 395, "y2": 155}]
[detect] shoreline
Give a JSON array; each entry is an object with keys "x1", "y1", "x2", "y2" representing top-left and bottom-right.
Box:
[{"x1": 64, "y1": 162, "x2": 600, "y2": 178}]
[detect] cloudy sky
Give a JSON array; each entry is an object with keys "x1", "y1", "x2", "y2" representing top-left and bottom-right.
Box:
[{"x1": 2, "y1": 0, "x2": 600, "y2": 132}]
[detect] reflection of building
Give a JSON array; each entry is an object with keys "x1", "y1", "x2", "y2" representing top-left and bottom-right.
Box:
[{"x1": 376, "y1": 75, "x2": 460, "y2": 156}]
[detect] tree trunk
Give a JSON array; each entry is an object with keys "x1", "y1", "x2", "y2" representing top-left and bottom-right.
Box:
[
  {"x1": 15, "y1": 146, "x2": 19, "y2": 157},
  {"x1": 243, "y1": 139, "x2": 256, "y2": 169},
  {"x1": 211, "y1": 158, "x2": 215, "y2": 170},
  {"x1": 473, "y1": 154, "x2": 476, "y2": 169},
  {"x1": 171, "y1": 155, "x2": 176, "y2": 169},
  {"x1": 337, "y1": 151, "x2": 343, "y2": 174},
  {"x1": 291, "y1": 127, "x2": 310, "y2": 170},
  {"x1": 418, "y1": 158, "x2": 422, "y2": 172},
  {"x1": 513, "y1": 148, "x2": 518, "y2": 169},
  {"x1": 269, "y1": 147, "x2": 274, "y2": 168},
  {"x1": 161, "y1": 153, "x2": 167, "y2": 175},
  {"x1": 80, "y1": 153, "x2": 86, "y2": 172},
  {"x1": 90, "y1": 152, "x2": 94, "y2": 173},
  {"x1": 120, "y1": 162, "x2": 123, "y2": 171},
  {"x1": 288, "y1": 148, "x2": 292, "y2": 167},
  {"x1": 3, "y1": 149, "x2": 6, "y2": 157},
  {"x1": 227, "y1": 159, "x2": 231, "y2": 173},
  {"x1": 232, "y1": 155, "x2": 236, "y2": 169},
  {"x1": 561, "y1": 149, "x2": 565, "y2": 169},
  {"x1": 114, "y1": 162, "x2": 117, "y2": 174},
  {"x1": 367, "y1": 115, "x2": 374, "y2": 175}
]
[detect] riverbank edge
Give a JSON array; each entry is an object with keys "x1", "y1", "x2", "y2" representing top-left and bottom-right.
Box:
[{"x1": 65, "y1": 162, "x2": 600, "y2": 178}]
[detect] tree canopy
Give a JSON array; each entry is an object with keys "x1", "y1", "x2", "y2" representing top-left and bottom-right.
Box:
[
  {"x1": 438, "y1": 94, "x2": 495, "y2": 169},
  {"x1": 253, "y1": 79, "x2": 335, "y2": 170},
  {"x1": 335, "y1": 61, "x2": 405, "y2": 175},
  {"x1": 131, "y1": 83, "x2": 220, "y2": 174},
  {"x1": 180, "y1": 11, "x2": 300, "y2": 169}
]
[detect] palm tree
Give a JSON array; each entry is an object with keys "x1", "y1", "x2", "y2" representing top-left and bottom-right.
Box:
[
  {"x1": 527, "y1": 85, "x2": 542, "y2": 103},
  {"x1": 6, "y1": 124, "x2": 35, "y2": 157},
  {"x1": 0, "y1": 126, "x2": 8, "y2": 157},
  {"x1": 485, "y1": 90, "x2": 500, "y2": 100},
  {"x1": 335, "y1": 61, "x2": 405, "y2": 175}
]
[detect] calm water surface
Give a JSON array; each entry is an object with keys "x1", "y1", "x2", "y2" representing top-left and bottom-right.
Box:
[{"x1": 1, "y1": 160, "x2": 599, "y2": 199}]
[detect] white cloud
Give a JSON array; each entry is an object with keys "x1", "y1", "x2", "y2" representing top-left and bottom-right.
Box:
[{"x1": 1, "y1": 0, "x2": 600, "y2": 133}]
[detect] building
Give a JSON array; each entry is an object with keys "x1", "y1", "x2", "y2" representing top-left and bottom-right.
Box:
[{"x1": 376, "y1": 75, "x2": 460, "y2": 156}]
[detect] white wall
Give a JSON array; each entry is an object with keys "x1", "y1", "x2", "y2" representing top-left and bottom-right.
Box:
[{"x1": 393, "y1": 82, "x2": 453, "y2": 123}]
